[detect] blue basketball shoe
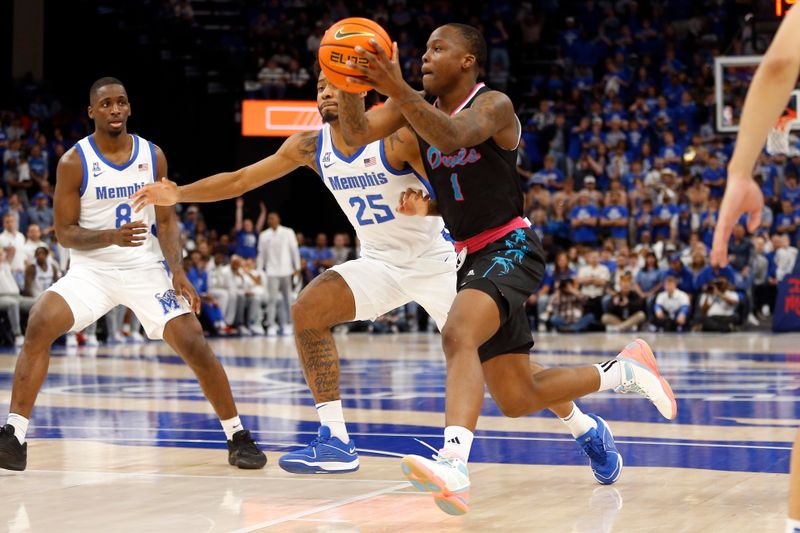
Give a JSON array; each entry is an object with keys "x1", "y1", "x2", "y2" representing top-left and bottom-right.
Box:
[
  {"x1": 279, "y1": 426, "x2": 359, "y2": 474},
  {"x1": 575, "y1": 414, "x2": 622, "y2": 485}
]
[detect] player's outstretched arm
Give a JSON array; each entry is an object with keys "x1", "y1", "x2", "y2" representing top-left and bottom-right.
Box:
[
  {"x1": 338, "y1": 91, "x2": 409, "y2": 147},
  {"x1": 348, "y1": 41, "x2": 518, "y2": 153},
  {"x1": 150, "y1": 145, "x2": 200, "y2": 313},
  {"x1": 130, "y1": 131, "x2": 320, "y2": 211},
  {"x1": 711, "y1": 5, "x2": 800, "y2": 266},
  {"x1": 55, "y1": 147, "x2": 147, "y2": 250}
]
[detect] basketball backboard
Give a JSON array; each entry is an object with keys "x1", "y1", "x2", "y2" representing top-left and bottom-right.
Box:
[{"x1": 714, "y1": 54, "x2": 800, "y2": 133}]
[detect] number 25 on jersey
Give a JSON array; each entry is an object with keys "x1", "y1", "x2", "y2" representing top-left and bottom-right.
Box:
[{"x1": 349, "y1": 194, "x2": 395, "y2": 226}]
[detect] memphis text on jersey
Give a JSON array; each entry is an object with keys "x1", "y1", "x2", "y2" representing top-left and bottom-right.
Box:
[
  {"x1": 327, "y1": 172, "x2": 389, "y2": 192},
  {"x1": 95, "y1": 181, "x2": 148, "y2": 200}
]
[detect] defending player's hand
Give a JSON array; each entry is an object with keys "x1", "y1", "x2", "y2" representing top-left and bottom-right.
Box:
[
  {"x1": 397, "y1": 188, "x2": 429, "y2": 216},
  {"x1": 112, "y1": 221, "x2": 148, "y2": 247},
  {"x1": 172, "y1": 273, "x2": 201, "y2": 314},
  {"x1": 130, "y1": 177, "x2": 179, "y2": 212},
  {"x1": 346, "y1": 41, "x2": 407, "y2": 99},
  {"x1": 710, "y1": 174, "x2": 763, "y2": 267}
]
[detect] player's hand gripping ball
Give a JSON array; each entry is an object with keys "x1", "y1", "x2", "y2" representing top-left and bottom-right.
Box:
[{"x1": 318, "y1": 17, "x2": 393, "y2": 93}]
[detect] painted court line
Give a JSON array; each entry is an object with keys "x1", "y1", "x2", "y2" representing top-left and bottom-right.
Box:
[
  {"x1": 26, "y1": 426, "x2": 794, "y2": 450},
  {"x1": 21, "y1": 469, "x2": 409, "y2": 485}
]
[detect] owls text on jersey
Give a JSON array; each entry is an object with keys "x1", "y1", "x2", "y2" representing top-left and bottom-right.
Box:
[
  {"x1": 71, "y1": 134, "x2": 165, "y2": 269},
  {"x1": 315, "y1": 123, "x2": 451, "y2": 264}
]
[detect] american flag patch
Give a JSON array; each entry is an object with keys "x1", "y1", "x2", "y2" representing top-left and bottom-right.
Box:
[
  {"x1": 138, "y1": 163, "x2": 149, "y2": 172},
  {"x1": 363, "y1": 156, "x2": 376, "y2": 167}
]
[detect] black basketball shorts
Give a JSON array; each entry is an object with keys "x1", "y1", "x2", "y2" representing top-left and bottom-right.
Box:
[{"x1": 457, "y1": 227, "x2": 546, "y2": 362}]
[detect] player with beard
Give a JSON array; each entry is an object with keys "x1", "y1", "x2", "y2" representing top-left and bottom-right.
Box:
[
  {"x1": 131, "y1": 71, "x2": 630, "y2": 480},
  {"x1": 0, "y1": 77, "x2": 266, "y2": 471},
  {"x1": 338, "y1": 23, "x2": 676, "y2": 514}
]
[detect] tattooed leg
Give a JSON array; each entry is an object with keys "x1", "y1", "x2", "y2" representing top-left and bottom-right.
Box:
[{"x1": 291, "y1": 270, "x2": 356, "y2": 402}]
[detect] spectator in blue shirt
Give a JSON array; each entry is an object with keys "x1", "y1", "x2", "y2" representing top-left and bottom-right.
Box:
[
  {"x1": 677, "y1": 207, "x2": 693, "y2": 245},
  {"x1": 26, "y1": 192, "x2": 54, "y2": 237},
  {"x1": 727, "y1": 224, "x2": 753, "y2": 272},
  {"x1": 635, "y1": 198, "x2": 654, "y2": 242},
  {"x1": 187, "y1": 250, "x2": 226, "y2": 333},
  {"x1": 304, "y1": 232, "x2": 335, "y2": 281},
  {"x1": 570, "y1": 192, "x2": 600, "y2": 246},
  {"x1": 26, "y1": 145, "x2": 48, "y2": 189},
  {"x1": 702, "y1": 154, "x2": 726, "y2": 199},
  {"x1": 782, "y1": 174, "x2": 800, "y2": 207},
  {"x1": 664, "y1": 253, "x2": 695, "y2": 295},
  {"x1": 774, "y1": 199, "x2": 797, "y2": 241},
  {"x1": 635, "y1": 252, "x2": 663, "y2": 302},
  {"x1": 652, "y1": 201, "x2": 677, "y2": 242},
  {"x1": 530, "y1": 154, "x2": 564, "y2": 192},
  {"x1": 700, "y1": 197, "x2": 720, "y2": 248},
  {"x1": 234, "y1": 197, "x2": 266, "y2": 259},
  {"x1": 755, "y1": 154, "x2": 779, "y2": 204},
  {"x1": 695, "y1": 263, "x2": 737, "y2": 293},
  {"x1": 601, "y1": 190, "x2": 629, "y2": 247},
  {"x1": 544, "y1": 201, "x2": 572, "y2": 250}
]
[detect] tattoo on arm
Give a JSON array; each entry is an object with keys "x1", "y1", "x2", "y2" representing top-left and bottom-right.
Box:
[
  {"x1": 297, "y1": 133, "x2": 319, "y2": 174},
  {"x1": 386, "y1": 129, "x2": 406, "y2": 152},
  {"x1": 296, "y1": 328, "x2": 340, "y2": 402}
]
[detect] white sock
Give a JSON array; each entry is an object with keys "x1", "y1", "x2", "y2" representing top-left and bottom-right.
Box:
[
  {"x1": 594, "y1": 360, "x2": 622, "y2": 391},
  {"x1": 316, "y1": 400, "x2": 349, "y2": 442},
  {"x1": 787, "y1": 518, "x2": 800, "y2": 533},
  {"x1": 442, "y1": 426, "x2": 474, "y2": 463},
  {"x1": 6, "y1": 413, "x2": 29, "y2": 445},
  {"x1": 560, "y1": 404, "x2": 597, "y2": 438},
  {"x1": 220, "y1": 416, "x2": 243, "y2": 441}
]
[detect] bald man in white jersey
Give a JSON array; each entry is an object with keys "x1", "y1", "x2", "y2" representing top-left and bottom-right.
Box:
[
  {"x1": 710, "y1": 7, "x2": 800, "y2": 531},
  {"x1": 132, "y1": 71, "x2": 623, "y2": 480},
  {"x1": 0, "y1": 77, "x2": 266, "y2": 471}
]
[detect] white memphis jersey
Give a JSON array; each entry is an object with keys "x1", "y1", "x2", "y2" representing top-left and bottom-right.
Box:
[
  {"x1": 31, "y1": 262, "x2": 55, "y2": 298},
  {"x1": 316, "y1": 124, "x2": 451, "y2": 263},
  {"x1": 71, "y1": 134, "x2": 164, "y2": 269}
]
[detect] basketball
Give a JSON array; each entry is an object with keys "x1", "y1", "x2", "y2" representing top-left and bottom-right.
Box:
[{"x1": 318, "y1": 17, "x2": 393, "y2": 93}]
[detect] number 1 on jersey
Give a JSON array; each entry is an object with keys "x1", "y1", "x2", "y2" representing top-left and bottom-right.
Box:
[
  {"x1": 116, "y1": 203, "x2": 132, "y2": 228},
  {"x1": 450, "y1": 173, "x2": 464, "y2": 201}
]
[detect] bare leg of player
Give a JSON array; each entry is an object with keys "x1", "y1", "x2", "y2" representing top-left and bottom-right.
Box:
[
  {"x1": 0, "y1": 293, "x2": 74, "y2": 470},
  {"x1": 400, "y1": 288, "x2": 674, "y2": 515},
  {"x1": 9, "y1": 293, "x2": 74, "y2": 418},
  {"x1": 279, "y1": 270, "x2": 360, "y2": 474},
  {"x1": 789, "y1": 430, "x2": 800, "y2": 532},
  {"x1": 162, "y1": 314, "x2": 266, "y2": 469}
]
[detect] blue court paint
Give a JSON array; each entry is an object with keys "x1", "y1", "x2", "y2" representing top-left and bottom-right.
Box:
[{"x1": 1, "y1": 342, "x2": 797, "y2": 476}]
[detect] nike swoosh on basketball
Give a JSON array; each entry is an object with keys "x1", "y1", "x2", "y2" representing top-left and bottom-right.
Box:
[{"x1": 334, "y1": 28, "x2": 375, "y2": 40}]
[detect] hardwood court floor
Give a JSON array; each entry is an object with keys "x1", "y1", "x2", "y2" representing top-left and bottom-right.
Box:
[{"x1": 0, "y1": 332, "x2": 795, "y2": 532}]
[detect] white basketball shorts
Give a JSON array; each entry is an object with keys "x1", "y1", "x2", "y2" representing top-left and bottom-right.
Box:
[
  {"x1": 48, "y1": 263, "x2": 191, "y2": 340},
  {"x1": 330, "y1": 245, "x2": 457, "y2": 330}
]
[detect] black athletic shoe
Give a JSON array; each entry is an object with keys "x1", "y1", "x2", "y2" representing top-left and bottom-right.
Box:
[
  {"x1": 227, "y1": 429, "x2": 266, "y2": 469},
  {"x1": 0, "y1": 424, "x2": 27, "y2": 471}
]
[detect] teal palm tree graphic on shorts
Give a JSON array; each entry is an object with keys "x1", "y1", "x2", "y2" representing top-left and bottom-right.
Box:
[{"x1": 483, "y1": 256, "x2": 516, "y2": 277}]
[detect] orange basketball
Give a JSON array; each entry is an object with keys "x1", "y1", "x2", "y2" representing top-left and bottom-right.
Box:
[{"x1": 318, "y1": 17, "x2": 393, "y2": 93}]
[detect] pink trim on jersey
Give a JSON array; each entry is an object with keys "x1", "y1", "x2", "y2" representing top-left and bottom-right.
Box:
[
  {"x1": 454, "y1": 216, "x2": 529, "y2": 255},
  {"x1": 434, "y1": 83, "x2": 486, "y2": 116}
]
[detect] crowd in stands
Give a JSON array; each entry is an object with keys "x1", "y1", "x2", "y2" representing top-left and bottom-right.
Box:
[{"x1": 0, "y1": 1, "x2": 798, "y2": 344}]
